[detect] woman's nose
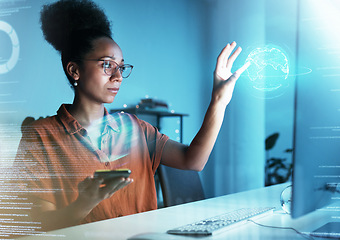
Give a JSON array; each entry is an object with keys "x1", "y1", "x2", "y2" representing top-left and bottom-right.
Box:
[{"x1": 110, "y1": 70, "x2": 123, "y2": 82}]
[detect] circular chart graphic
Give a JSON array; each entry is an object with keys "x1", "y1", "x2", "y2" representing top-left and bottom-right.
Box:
[
  {"x1": 243, "y1": 45, "x2": 311, "y2": 99},
  {"x1": 0, "y1": 21, "x2": 20, "y2": 74}
]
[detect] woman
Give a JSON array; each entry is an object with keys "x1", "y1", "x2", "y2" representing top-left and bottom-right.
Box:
[{"x1": 15, "y1": 0, "x2": 249, "y2": 231}]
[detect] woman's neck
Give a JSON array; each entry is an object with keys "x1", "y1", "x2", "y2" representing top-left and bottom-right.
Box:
[{"x1": 68, "y1": 97, "x2": 105, "y2": 129}]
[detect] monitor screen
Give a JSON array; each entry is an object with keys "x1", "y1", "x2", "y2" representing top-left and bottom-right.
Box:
[{"x1": 291, "y1": 0, "x2": 340, "y2": 219}]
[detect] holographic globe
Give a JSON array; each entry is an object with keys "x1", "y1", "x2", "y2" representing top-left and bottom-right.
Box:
[
  {"x1": 241, "y1": 45, "x2": 312, "y2": 99},
  {"x1": 245, "y1": 46, "x2": 289, "y2": 92}
]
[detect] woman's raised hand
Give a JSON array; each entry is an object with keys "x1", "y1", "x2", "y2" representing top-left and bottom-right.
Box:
[{"x1": 212, "y1": 41, "x2": 250, "y2": 107}]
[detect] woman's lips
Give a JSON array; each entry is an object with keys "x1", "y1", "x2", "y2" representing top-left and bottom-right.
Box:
[{"x1": 108, "y1": 87, "x2": 119, "y2": 93}]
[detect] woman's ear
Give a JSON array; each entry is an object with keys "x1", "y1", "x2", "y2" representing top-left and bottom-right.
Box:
[{"x1": 66, "y1": 62, "x2": 80, "y2": 81}]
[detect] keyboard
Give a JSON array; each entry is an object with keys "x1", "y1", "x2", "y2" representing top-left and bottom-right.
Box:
[{"x1": 167, "y1": 207, "x2": 275, "y2": 236}]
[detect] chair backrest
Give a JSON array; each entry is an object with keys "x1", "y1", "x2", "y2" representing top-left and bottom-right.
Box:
[{"x1": 157, "y1": 164, "x2": 205, "y2": 207}]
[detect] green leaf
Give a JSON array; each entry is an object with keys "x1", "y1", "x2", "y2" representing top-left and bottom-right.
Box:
[{"x1": 265, "y1": 133, "x2": 279, "y2": 150}]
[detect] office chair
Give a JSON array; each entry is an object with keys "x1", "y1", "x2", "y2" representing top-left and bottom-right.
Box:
[{"x1": 157, "y1": 164, "x2": 205, "y2": 207}]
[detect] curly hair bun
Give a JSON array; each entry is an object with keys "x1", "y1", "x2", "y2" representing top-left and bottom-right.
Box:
[{"x1": 40, "y1": 0, "x2": 112, "y2": 52}]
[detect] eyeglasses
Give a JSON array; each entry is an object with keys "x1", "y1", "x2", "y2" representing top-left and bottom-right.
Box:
[{"x1": 83, "y1": 59, "x2": 133, "y2": 78}]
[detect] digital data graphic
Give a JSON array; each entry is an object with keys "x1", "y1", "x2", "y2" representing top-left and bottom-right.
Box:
[{"x1": 0, "y1": 20, "x2": 19, "y2": 74}]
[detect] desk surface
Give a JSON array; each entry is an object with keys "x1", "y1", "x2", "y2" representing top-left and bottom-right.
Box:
[{"x1": 20, "y1": 183, "x2": 338, "y2": 240}]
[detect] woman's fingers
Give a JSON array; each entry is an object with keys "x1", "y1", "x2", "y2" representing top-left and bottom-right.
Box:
[
  {"x1": 234, "y1": 61, "x2": 251, "y2": 78},
  {"x1": 100, "y1": 177, "x2": 133, "y2": 199},
  {"x1": 215, "y1": 42, "x2": 245, "y2": 81},
  {"x1": 107, "y1": 178, "x2": 133, "y2": 197},
  {"x1": 78, "y1": 176, "x2": 103, "y2": 192},
  {"x1": 225, "y1": 61, "x2": 251, "y2": 86},
  {"x1": 217, "y1": 42, "x2": 237, "y2": 70},
  {"x1": 227, "y1": 46, "x2": 242, "y2": 70}
]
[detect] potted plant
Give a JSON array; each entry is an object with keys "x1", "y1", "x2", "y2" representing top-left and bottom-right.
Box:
[{"x1": 265, "y1": 133, "x2": 293, "y2": 186}]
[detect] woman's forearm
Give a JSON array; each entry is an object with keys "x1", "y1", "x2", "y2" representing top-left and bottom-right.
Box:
[
  {"x1": 35, "y1": 198, "x2": 93, "y2": 232},
  {"x1": 185, "y1": 100, "x2": 226, "y2": 171},
  {"x1": 34, "y1": 176, "x2": 132, "y2": 232}
]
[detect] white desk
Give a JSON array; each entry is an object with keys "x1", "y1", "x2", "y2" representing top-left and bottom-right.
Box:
[{"x1": 19, "y1": 183, "x2": 339, "y2": 240}]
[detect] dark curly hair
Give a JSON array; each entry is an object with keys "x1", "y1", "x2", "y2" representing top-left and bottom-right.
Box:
[{"x1": 40, "y1": 0, "x2": 113, "y2": 86}]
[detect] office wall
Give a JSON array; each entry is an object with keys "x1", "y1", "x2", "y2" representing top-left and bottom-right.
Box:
[{"x1": 200, "y1": 0, "x2": 267, "y2": 197}]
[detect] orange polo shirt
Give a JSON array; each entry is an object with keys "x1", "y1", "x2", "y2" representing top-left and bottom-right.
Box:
[{"x1": 14, "y1": 104, "x2": 169, "y2": 224}]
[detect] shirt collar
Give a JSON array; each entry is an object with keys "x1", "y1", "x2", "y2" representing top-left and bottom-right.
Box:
[
  {"x1": 57, "y1": 104, "x2": 119, "y2": 135},
  {"x1": 101, "y1": 109, "x2": 120, "y2": 133}
]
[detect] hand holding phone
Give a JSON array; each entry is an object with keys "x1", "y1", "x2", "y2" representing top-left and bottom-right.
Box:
[
  {"x1": 77, "y1": 169, "x2": 133, "y2": 210},
  {"x1": 94, "y1": 169, "x2": 131, "y2": 183}
]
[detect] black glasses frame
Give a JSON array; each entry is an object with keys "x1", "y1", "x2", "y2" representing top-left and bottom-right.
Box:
[{"x1": 82, "y1": 59, "x2": 134, "y2": 78}]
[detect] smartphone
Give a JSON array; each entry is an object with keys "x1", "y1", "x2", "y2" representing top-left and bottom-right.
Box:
[{"x1": 94, "y1": 169, "x2": 131, "y2": 183}]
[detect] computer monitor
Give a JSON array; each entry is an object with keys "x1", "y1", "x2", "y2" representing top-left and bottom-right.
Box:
[
  {"x1": 291, "y1": 101, "x2": 340, "y2": 219},
  {"x1": 291, "y1": 83, "x2": 340, "y2": 235},
  {"x1": 291, "y1": 0, "x2": 340, "y2": 220},
  {"x1": 290, "y1": 49, "x2": 340, "y2": 237}
]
